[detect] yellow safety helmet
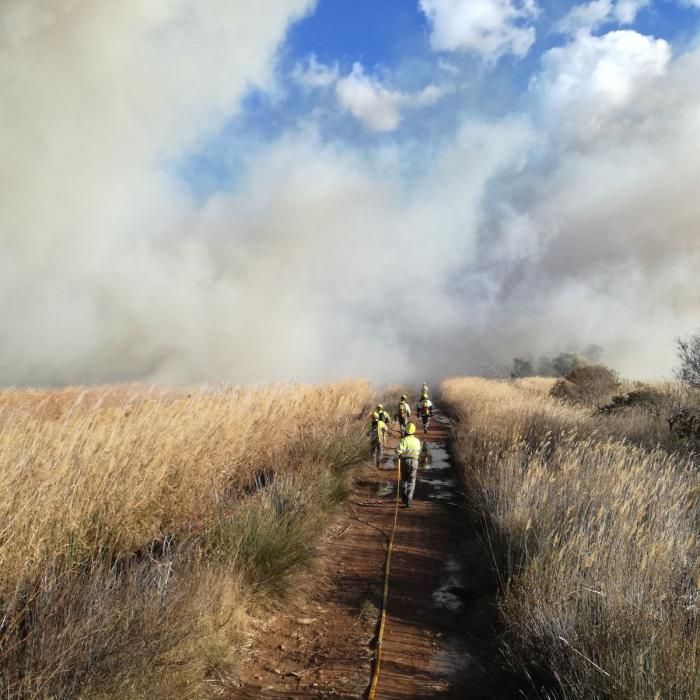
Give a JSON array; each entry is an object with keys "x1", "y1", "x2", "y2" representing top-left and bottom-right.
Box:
[
  {"x1": 406, "y1": 423, "x2": 416, "y2": 435},
  {"x1": 421, "y1": 392, "x2": 428, "y2": 399},
  {"x1": 377, "y1": 404, "x2": 384, "y2": 410},
  {"x1": 401, "y1": 394, "x2": 407, "y2": 401},
  {"x1": 372, "y1": 411, "x2": 379, "y2": 420}
]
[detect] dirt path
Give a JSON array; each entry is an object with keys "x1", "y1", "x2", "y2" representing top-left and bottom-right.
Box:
[{"x1": 231, "y1": 414, "x2": 521, "y2": 698}]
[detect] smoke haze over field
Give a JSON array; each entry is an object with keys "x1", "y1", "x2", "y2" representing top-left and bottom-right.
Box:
[{"x1": 1, "y1": 1, "x2": 699, "y2": 386}]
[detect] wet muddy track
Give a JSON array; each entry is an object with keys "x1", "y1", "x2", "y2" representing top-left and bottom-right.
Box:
[{"x1": 231, "y1": 414, "x2": 522, "y2": 698}]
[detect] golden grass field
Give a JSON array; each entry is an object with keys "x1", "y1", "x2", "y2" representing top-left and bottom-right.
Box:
[
  {"x1": 0, "y1": 382, "x2": 373, "y2": 698},
  {"x1": 442, "y1": 377, "x2": 699, "y2": 699},
  {"x1": 2, "y1": 375, "x2": 697, "y2": 699}
]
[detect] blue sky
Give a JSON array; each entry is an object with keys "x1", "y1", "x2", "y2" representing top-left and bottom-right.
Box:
[
  {"x1": 181, "y1": 0, "x2": 700, "y2": 200},
  {"x1": 288, "y1": 0, "x2": 696, "y2": 78},
  {"x1": 287, "y1": 0, "x2": 432, "y2": 69}
]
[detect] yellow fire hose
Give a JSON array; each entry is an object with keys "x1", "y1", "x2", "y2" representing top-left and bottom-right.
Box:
[{"x1": 368, "y1": 456, "x2": 402, "y2": 699}]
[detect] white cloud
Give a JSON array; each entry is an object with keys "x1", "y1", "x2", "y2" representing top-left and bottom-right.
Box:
[
  {"x1": 335, "y1": 64, "x2": 405, "y2": 131},
  {"x1": 556, "y1": 0, "x2": 613, "y2": 33},
  {"x1": 413, "y1": 84, "x2": 447, "y2": 107},
  {"x1": 614, "y1": 0, "x2": 650, "y2": 23},
  {"x1": 335, "y1": 63, "x2": 446, "y2": 132},
  {"x1": 532, "y1": 30, "x2": 670, "y2": 138},
  {"x1": 291, "y1": 53, "x2": 339, "y2": 88},
  {"x1": 557, "y1": 0, "x2": 650, "y2": 34},
  {"x1": 420, "y1": 0, "x2": 538, "y2": 60},
  {"x1": 438, "y1": 58, "x2": 461, "y2": 73}
]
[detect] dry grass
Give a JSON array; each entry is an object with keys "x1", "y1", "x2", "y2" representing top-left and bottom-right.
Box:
[
  {"x1": 443, "y1": 377, "x2": 699, "y2": 700},
  {"x1": 0, "y1": 381, "x2": 372, "y2": 698}
]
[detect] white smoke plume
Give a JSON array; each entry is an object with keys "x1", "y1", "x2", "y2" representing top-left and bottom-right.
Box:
[
  {"x1": 1, "y1": 1, "x2": 699, "y2": 386},
  {"x1": 0, "y1": 0, "x2": 317, "y2": 385}
]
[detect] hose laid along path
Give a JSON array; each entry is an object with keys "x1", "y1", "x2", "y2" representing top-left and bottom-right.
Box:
[
  {"x1": 231, "y1": 412, "x2": 516, "y2": 698},
  {"x1": 366, "y1": 414, "x2": 482, "y2": 698},
  {"x1": 367, "y1": 444, "x2": 401, "y2": 699}
]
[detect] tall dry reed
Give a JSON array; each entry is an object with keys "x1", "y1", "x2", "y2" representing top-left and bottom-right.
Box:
[
  {"x1": 443, "y1": 377, "x2": 699, "y2": 699},
  {"x1": 0, "y1": 381, "x2": 373, "y2": 697}
]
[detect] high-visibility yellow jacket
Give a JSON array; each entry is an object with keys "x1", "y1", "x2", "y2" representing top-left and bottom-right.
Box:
[
  {"x1": 395, "y1": 435, "x2": 421, "y2": 460},
  {"x1": 398, "y1": 401, "x2": 411, "y2": 419},
  {"x1": 368, "y1": 419, "x2": 388, "y2": 446}
]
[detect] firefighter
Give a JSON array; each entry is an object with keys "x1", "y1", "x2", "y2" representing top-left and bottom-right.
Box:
[
  {"x1": 416, "y1": 392, "x2": 434, "y2": 433},
  {"x1": 421, "y1": 382, "x2": 429, "y2": 397},
  {"x1": 376, "y1": 403, "x2": 391, "y2": 426},
  {"x1": 395, "y1": 422, "x2": 421, "y2": 507},
  {"x1": 368, "y1": 411, "x2": 388, "y2": 467},
  {"x1": 395, "y1": 395, "x2": 411, "y2": 436}
]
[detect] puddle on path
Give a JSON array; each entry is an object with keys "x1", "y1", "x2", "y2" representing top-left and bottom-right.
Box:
[
  {"x1": 422, "y1": 476, "x2": 457, "y2": 488},
  {"x1": 376, "y1": 481, "x2": 395, "y2": 497},
  {"x1": 426, "y1": 445, "x2": 452, "y2": 471},
  {"x1": 433, "y1": 641, "x2": 473, "y2": 674},
  {"x1": 421, "y1": 444, "x2": 461, "y2": 506},
  {"x1": 432, "y1": 558, "x2": 466, "y2": 612}
]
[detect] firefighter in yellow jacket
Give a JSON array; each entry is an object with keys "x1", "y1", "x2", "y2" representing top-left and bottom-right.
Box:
[
  {"x1": 376, "y1": 403, "x2": 391, "y2": 426},
  {"x1": 368, "y1": 411, "x2": 388, "y2": 467},
  {"x1": 395, "y1": 422, "x2": 421, "y2": 507},
  {"x1": 416, "y1": 392, "x2": 434, "y2": 433},
  {"x1": 395, "y1": 395, "x2": 411, "y2": 436}
]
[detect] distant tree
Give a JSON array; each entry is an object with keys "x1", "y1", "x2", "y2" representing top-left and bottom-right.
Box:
[
  {"x1": 551, "y1": 352, "x2": 589, "y2": 377},
  {"x1": 509, "y1": 345, "x2": 605, "y2": 378},
  {"x1": 511, "y1": 357, "x2": 534, "y2": 378},
  {"x1": 675, "y1": 332, "x2": 700, "y2": 388}
]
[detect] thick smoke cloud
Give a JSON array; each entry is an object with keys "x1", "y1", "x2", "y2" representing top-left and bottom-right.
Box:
[
  {"x1": 482, "y1": 34, "x2": 700, "y2": 379},
  {"x1": 1, "y1": 1, "x2": 698, "y2": 386},
  {"x1": 0, "y1": 0, "x2": 316, "y2": 385}
]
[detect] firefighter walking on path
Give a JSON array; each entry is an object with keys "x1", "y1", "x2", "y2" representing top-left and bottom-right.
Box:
[
  {"x1": 396, "y1": 395, "x2": 411, "y2": 436},
  {"x1": 395, "y1": 422, "x2": 421, "y2": 507},
  {"x1": 368, "y1": 411, "x2": 388, "y2": 467},
  {"x1": 376, "y1": 403, "x2": 391, "y2": 427},
  {"x1": 417, "y1": 392, "x2": 434, "y2": 433}
]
